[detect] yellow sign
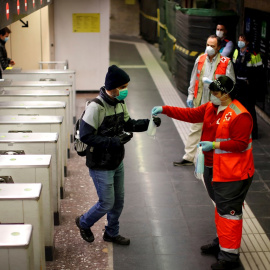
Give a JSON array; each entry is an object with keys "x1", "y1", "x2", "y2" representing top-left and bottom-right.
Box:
[
  {"x1": 73, "y1": 13, "x2": 100, "y2": 33},
  {"x1": 125, "y1": 0, "x2": 135, "y2": 4}
]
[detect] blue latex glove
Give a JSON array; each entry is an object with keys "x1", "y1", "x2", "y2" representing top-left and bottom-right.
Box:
[
  {"x1": 187, "y1": 99, "x2": 194, "y2": 108},
  {"x1": 152, "y1": 106, "x2": 163, "y2": 116},
  {"x1": 198, "y1": 141, "x2": 213, "y2": 152}
]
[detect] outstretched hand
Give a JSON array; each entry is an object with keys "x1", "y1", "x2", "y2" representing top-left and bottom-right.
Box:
[
  {"x1": 198, "y1": 141, "x2": 213, "y2": 152},
  {"x1": 153, "y1": 117, "x2": 161, "y2": 127},
  {"x1": 151, "y1": 106, "x2": 163, "y2": 116}
]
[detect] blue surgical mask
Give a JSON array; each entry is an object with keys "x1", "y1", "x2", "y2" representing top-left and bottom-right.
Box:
[
  {"x1": 4, "y1": 37, "x2": 9, "y2": 42},
  {"x1": 238, "y1": 41, "x2": 245, "y2": 49},
  {"x1": 116, "y1": 88, "x2": 128, "y2": 101}
]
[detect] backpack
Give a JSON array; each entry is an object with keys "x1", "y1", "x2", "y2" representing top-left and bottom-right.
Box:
[{"x1": 74, "y1": 98, "x2": 104, "y2": 156}]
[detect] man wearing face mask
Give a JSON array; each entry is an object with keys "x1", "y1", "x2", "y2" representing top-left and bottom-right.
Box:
[
  {"x1": 75, "y1": 65, "x2": 161, "y2": 245},
  {"x1": 216, "y1": 23, "x2": 234, "y2": 58},
  {"x1": 232, "y1": 33, "x2": 263, "y2": 139},
  {"x1": 152, "y1": 76, "x2": 254, "y2": 270},
  {"x1": 173, "y1": 35, "x2": 235, "y2": 166},
  {"x1": 0, "y1": 27, "x2": 15, "y2": 71}
]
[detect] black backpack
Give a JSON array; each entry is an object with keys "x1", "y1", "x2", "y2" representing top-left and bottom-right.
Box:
[{"x1": 74, "y1": 98, "x2": 104, "y2": 156}]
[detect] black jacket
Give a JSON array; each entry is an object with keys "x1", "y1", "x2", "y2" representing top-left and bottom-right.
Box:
[
  {"x1": 0, "y1": 39, "x2": 10, "y2": 70},
  {"x1": 80, "y1": 87, "x2": 149, "y2": 170}
]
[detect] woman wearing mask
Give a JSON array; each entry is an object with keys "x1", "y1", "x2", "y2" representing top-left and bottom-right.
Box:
[
  {"x1": 0, "y1": 27, "x2": 15, "y2": 70},
  {"x1": 152, "y1": 75, "x2": 254, "y2": 270}
]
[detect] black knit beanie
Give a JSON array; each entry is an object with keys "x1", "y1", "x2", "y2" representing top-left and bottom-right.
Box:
[{"x1": 104, "y1": 65, "x2": 130, "y2": 90}]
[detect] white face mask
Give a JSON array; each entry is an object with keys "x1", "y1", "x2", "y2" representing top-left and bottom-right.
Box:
[
  {"x1": 216, "y1": 30, "x2": 224, "y2": 38},
  {"x1": 210, "y1": 94, "x2": 221, "y2": 106},
  {"x1": 206, "y1": 46, "x2": 216, "y2": 57}
]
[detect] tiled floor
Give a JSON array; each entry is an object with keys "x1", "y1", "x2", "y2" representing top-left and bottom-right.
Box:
[{"x1": 46, "y1": 36, "x2": 270, "y2": 270}]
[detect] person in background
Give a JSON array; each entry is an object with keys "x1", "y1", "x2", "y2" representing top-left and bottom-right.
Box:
[
  {"x1": 0, "y1": 27, "x2": 15, "y2": 70},
  {"x1": 152, "y1": 75, "x2": 254, "y2": 270},
  {"x1": 173, "y1": 34, "x2": 235, "y2": 166},
  {"x1": 75, "y1": 65, "x2": 161, "y2": 245},
  {"x1": 232, "y1": 33, "x2": 263, "y2": 139},
  {"x1": 216, "y1": 23, "x2": 234, "y2": 58}
]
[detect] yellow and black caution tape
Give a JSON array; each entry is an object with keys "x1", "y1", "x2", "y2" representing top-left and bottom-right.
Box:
[{"x1": 140, "y1": 9, "x2": 203, "y2": 57}]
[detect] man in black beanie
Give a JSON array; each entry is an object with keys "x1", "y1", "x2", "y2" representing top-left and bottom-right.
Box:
[{"x1": 75, "y1": 65, "x2": 161, "y2": 245}]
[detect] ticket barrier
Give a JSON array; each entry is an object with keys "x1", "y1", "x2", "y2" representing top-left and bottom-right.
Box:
[
  {"x1": 0, "y1": 101, "x2": 69, "y2": 159},
  {"x1": 0, "y1": 115, "x2": 66, "y2": 198},
  {"x1": 0, "y1": 133, "x2": 61, "y2": 224},
  {"x1": 1, "y1": 74, "x2": 76, "y2": 125},
  {"x1": 0, "y1": 156, "x2": 53, "y2": 258},
  {"x1": 0, "y1": 89, "x2": 72, "y2": 143},
  {"x1": 0, "y1": 224, "x2": 35, "y2": 270},
  {"x1": 0, "y1": 184, "x2": 46, "y2": 269}
]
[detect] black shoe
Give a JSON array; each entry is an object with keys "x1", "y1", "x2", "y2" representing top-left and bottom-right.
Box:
[
  {"x1": 173, "y1": 159, "x2": 194, "y2": 166},
  {"x1": 201, "y1": 243, "x2": 220, "y2": 256},
  {"x1": 211, "y1": 260, "x2": 240, "y2": 270},
  {"x1": 103, "y1": 231, "x2": 130, "y2": 245},
  {"x1": 75, "y1": 216, "x2": 94, "y2": 243}
]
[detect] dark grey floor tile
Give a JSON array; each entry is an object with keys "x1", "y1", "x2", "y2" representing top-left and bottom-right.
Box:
[
  {"x1": 118, "y1": 220, "x2": 152, "y2": 237},
  {"x1": 146, "y1": 206, "x2": 184, "y2": 221},
  {"x1": 257, "y1": 170, "x2": 270, "y2": 181},
  {"x1": 113, "y1": 236, "x2": 155, "y2": 255},
  {"x1": 153, "y1": 235, "x2": 194, "y2": 255},
  {"x1": 144, "y1": 191, "x2": 179, "y2": 207},
  {"x1": 156, "y1": 254, "x2": 208, "y2": 270},
  {"x1": 110, "y1": 42, "x2": 144, "y2": 65},
  {"x1": 150, "y1": 219, "x2": 189, "y2": 236},
  {"x1": 181, "y1": 205, "x2": 215, "y2": 221},
  {"x1": 248, "y1": 181, "x2": 270, "y2": 192},
  {"x1": 245, "y1": 191, "x2": 270, "y2": 204},
  {"x1": 121, "y1": 205, "x2": 149, "y2": 222},
  {"x1": 114, "y1": 254, "x2": 162, "y2": 270},
  {"x1": 185, "y1": 218, "x2": 217, "y2": 236}
]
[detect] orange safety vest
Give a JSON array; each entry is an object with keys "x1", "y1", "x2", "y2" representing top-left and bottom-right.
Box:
[
  {"x1": 212, "y1": 99, "x2": 254, "y2": 182},
  {"x1": 194, "y1": 53, "x2": 230, "y2": 98}
]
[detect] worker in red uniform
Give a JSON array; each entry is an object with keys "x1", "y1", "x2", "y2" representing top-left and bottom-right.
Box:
[{"x1": 152, "y1": 75, "x2": 254, "y2": 270}]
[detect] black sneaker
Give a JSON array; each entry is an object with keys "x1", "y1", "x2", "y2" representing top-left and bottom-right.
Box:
[
  {"x1": 173, "y1": 159, "x2": 194, "y2": 166},
  {"x1": 201, "y1": 243, "x2": 220, "y2": 256},
  {"x1": 211, "y1": 260, "x2": 240, "y2": 270},
  {"x1": 103, "y1": 231, "x2": 130, "y2": 245},
  {"x1": 75, "y1": 216, "x2": 94, "y2": 243}
]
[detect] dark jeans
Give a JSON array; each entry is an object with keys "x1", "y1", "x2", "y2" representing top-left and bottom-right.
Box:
[{"x1": 80, "y1": 162, "x2": 125, "y2": 237}]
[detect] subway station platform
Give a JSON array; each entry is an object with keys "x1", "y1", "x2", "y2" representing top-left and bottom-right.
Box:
[{"x1": 46, "y1": 36, "x2": 270, "y2": 270}]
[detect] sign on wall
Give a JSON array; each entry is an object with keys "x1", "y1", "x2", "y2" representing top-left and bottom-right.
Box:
[
  {"x1": 0, "y1": 0, "x2": 52, "y2": 29},
  {"x1": 72, "y1": 13, "x2": 100, "y2": 33}
]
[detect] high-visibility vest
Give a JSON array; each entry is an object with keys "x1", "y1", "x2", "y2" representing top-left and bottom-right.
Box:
[
  {"x1": 233, "y1": 49, "x2": 263, "y2": 67},
  {"x1": 194, "y1": 54, "x2": 230, "y2": 106},
  {"x1": 212, "y1": 99, "x2": 254, "y2": 182}
]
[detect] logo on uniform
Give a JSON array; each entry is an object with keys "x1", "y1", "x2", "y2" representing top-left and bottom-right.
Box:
[
  {"x1": 230, "y1": 210, "x2": 235, "y2": 216},
  {"x1": 224, "y1": 112, "x2": 232, "y2": 121},
  {"x1": 220, "y1": 56, "x2": 227, "y2": 63}
]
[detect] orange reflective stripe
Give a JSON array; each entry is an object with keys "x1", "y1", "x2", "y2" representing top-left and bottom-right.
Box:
[
  {"x1": 194, "y1": 54, "x2": 207, "y2": 98},
  {"x1": 216, "y1": 214, "x2": 242, "y2": 250}
]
